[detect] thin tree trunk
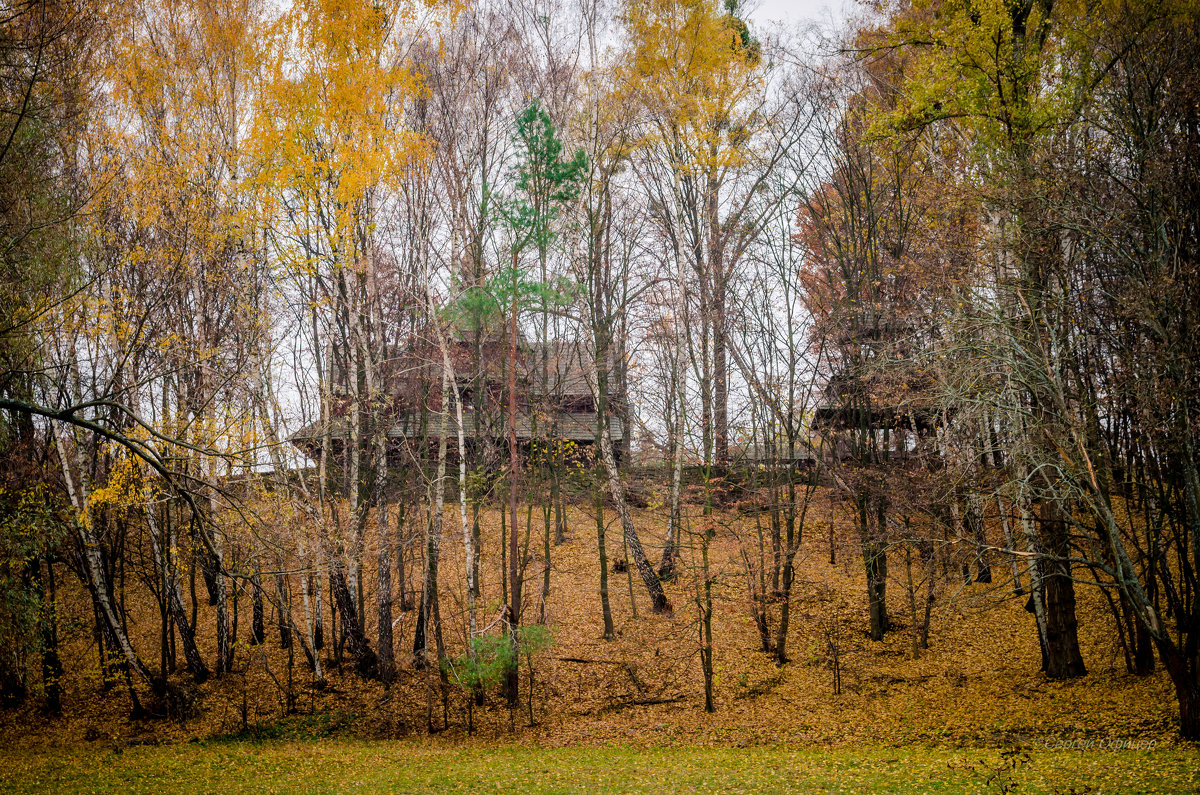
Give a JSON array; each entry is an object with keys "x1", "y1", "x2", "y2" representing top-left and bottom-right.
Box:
[
  {"x1": 274, "y1": 565, "x2": 292, "y2": 650},
  {"x1": 595, "y1": 467, "x2": 615, "y2": 641},
  {"x1": 55, "y1": 428, "x2": 153, "y2": 685},
  {"x1": 297, "y1": 536, "x2": 324, "y2": 682},
  {"x1": 251, "y1": 566, "x2": 265, "y2": 646},
  {"x1": 146, "y1": 507, "x2": 208, "y2": 682},
  {"x1": 996, "y1": 495, "x2": 1024, "y2": 594},
  {"x1": 661, "y1": 315, "x2": 684, "y2": 581},
  {"x1": 597, "y1": 398, "x2": 670, "y2": 614},
  {"x1": 375, "y1": 428, "x2": 395, "y2": 684},
  {"x1": 506, "y1": 249, "x2": 522, "y2": 704},
  {"x1": 36, "y1": 558, "x2": 62, "y2": 714}
]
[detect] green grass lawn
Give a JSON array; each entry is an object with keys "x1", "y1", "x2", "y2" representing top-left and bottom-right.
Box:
[{"x1": 2, "y1": 740, "x2": 1196, "y2": 793}]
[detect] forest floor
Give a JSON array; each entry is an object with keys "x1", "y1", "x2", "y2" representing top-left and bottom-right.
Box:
[
  {"x1": 1, "y1": 487, "x2": 1196, "y2": 790},
  {"x1": 3, "y1": 740, "x2": 1198, "y2": 793}
]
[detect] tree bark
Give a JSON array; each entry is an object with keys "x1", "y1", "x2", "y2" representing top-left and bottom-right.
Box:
[
  {"x1": 1038, "y1": 500, "x2": 1087, "y2": 679},
  {"x1": 598, "y1": 404, "x2": 670, "y2": 614},
  {"x1": 330, "y1": 566, "x2": 376, "y2": 677},
  {"x1": 145, "y1": 508, "x2": 208, "y2": 682},
  {"x1": 506, "y1": 248, "x2": 522, "y2": 705},
  {"x1": 375, "y1": 431, "x2": 395, "y2": 684}
]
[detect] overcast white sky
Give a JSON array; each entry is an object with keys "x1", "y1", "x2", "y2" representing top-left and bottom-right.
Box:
[{"x1": 745, "y1": 0, "x2": 851, "y2": 28}]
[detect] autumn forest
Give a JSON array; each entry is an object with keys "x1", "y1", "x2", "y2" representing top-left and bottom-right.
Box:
[{"x1": 1, "y1": 0, "x2": 1199, "y2": 790}]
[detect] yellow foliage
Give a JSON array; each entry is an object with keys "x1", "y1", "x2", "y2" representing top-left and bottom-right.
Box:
[
  {"x1": 249, "y1": 0, "x2": 432, "y2": 267},
  {"x1": 83, "y1": 453, "x2": 153, "y2": 529},
  {"x1": 617, "y1": 0, "x2": 763, "y2": 176}
]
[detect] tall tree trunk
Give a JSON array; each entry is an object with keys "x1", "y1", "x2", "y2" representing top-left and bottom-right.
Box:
[
  {"x1": 773, "y1": 453, "x2": 813, "y2": 665},
  {"x1": 1038, "y1": 500, "x2": 1087, "y2": 679},
  {"x1": 396, "y1": 498, "x2": 411, "y2": 612},
  {"x1": 452, "y1": 366, "x2": 476, "y2": 644},
  {"x1": 430, "y1": 291, "x2": 477, "y2": 650},
  {"x1": 36, "y1": 558, "x2": 62, "y2": 714},
  {"x1": 415, "y1": 362, "x2": 451, "y2": 726},
  {"x1": 858, "y1": 492, "x2": 890, "y2": 641},
  {"x1": 209, "y1": 526, "x2": 231, "y2": 675},
  {"x1": 375, "y1": 430, "x2": 394, "y2": 684},
  {"x1": 713, "y1": 280, "x2": 728, "y2": 466},
  {"x1": 1160, "y1": 643, "x2": 1200, "y2": 739},
  {"x1": 593, "y1": 338, "x2": 617, "y2": 640},
  {"x1": 595, "y1": 466, "x2": 616, "y2": 641},
  {"x1": 506, "y1": 249, "x2": 522, "y2": 704},
  {"x1": 587, "y1": 311, "x2": 670, "y2": 613},
  {"x1": 699, "y1": 527, "x2": 715, "y2": 712},
  {"x1": 660, "y1": 257, "x2": 686, "y2": 580}
]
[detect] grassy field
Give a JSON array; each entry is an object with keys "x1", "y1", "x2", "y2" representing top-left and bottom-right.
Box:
[{"x1": 2, "y1": 740, "x2": 1197, "y2": 794}]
